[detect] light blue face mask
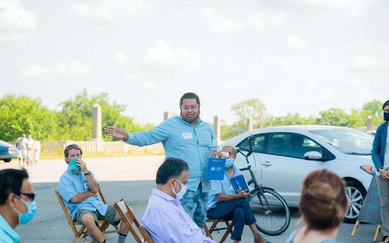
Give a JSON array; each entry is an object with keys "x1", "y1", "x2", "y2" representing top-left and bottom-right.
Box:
[
  {"x1": 68, "y1": 156, "x2": 80, "y2": 171},
  {"x1": 225, "y1": 158, "x2": 234, "y2": 168},
  {"x1": 14, "y1": 198, "x2": 37, "y2": 224}
]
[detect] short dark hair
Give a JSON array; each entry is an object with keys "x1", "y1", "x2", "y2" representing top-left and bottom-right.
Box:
[
  {"x1": 64, "y1": 144, "x2": 83, "y2": 157},
  {"x1": 0, "y1": 168, "x2": 29, "y2": 205},
  {"x1": 179, "y1": 92, "x2": 200, "y2": 106},
  {"x1": 383, "y1": 100, "x2": 389, "y2": 110},
  {"x1": 156, "y1": 157, "x2": 189, "y2": 185}
]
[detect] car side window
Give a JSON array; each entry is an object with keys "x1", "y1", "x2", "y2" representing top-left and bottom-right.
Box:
[
  {"x1": 268, "y1": 134, "x2": 288, "y2": 156},
  {"x1": 237, "y1": 134, "x2": 266, "y2": 153},
  {"x1": 269, "y1": 133, "x2": 323, "y2": 159}
]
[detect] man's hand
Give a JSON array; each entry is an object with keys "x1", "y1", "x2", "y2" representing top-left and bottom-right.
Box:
[
  {"x1": 105, "y1": 125, "x2": 129, "y2": 141},
  {"x1": 236, "y1": 190, "x2": 249, "y2": 199},
  {"x1": 76, "y1": 158, "x2": 88, "y2": 174}
]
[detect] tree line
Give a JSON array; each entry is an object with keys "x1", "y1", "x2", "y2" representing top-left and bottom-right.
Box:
[
  {"x1": 0, "y1": 90, "x2": 149, "y2": 142},
  {"x1": 0, "y1": 92, "x2": 383, "y2": 142},
  {"x1": 221, "y1": 98, "x2": 383, "y2": 140}
]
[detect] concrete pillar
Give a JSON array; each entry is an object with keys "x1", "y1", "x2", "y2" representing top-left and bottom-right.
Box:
[
  {"x1": 164, "y1": 112, "x2": 170, "y2": 121},
  {"x1": 214, "y1": 116, "x2": 221, "y2": 144},
  {"x1": 92, "y1": 104, "x2": 104, "y2": 153},
  {"x1": 247, "y1": 117, "x2": 253, "y2": 131},
  {"x1": 367, "y1": 116, "x2": 373, "y2": 131}
]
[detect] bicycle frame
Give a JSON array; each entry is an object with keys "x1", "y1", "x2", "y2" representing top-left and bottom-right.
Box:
[{"x1": 237, "y1": 135, "x2": 265, "y2": 194}]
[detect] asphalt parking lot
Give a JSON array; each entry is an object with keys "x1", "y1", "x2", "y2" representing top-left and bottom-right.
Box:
[{"x1": 0, "y1": 156, "x2": 381, "y2": 242}]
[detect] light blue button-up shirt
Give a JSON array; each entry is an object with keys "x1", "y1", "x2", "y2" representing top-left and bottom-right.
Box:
[
  {"x1": 207, "y1": 165, "x2": 243, "y2": 210},
  {"x1": 57, "y1": 170, "x2": 107, "y2": 219},
  {"x1": 126, "y1": 116, "x2": 217, "y2": 192},
  {"x1": 141, "y1": 188, "x2": 215, "y2": 243},
  {"x1": 0, "y1": 214, "x2": 19, "y2": 243}
]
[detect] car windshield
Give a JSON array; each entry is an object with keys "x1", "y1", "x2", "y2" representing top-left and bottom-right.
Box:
[{"x1": 310, "y1": 128, "x2": 373, "y2": 155}]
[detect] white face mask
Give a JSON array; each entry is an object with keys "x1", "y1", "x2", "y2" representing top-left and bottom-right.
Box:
[{"x1": 171, "y1": 179, "x2": 187, "y2": 200}]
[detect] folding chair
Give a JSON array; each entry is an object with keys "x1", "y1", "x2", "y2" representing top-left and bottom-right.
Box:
[
  {"x1": 203, "y1": 218, "x2": 233, "y2": 243},
  {"x1": 55, "y1": 190, "x2": 117, "y2": 243},
  {"x1": 114, "y1": 199, "x2": 154, "y2": 243}
]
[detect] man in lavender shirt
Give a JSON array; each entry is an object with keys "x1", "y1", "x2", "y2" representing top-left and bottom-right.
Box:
[{"x1": 141, "y1": 157, "x2": 214, "y2": 243}]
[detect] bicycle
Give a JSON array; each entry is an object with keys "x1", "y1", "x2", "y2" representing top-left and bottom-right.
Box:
[{"x1": 237, "y1": 135, "x2": 291, "y2": 236}]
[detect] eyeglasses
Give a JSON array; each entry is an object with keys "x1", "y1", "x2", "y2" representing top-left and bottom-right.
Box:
[
  {"x1": 21, "y1": 192, "x2": 36, "y2": 201},
  {"x1": 181, "y1": 105, "x2": 199, "y2": 111}
]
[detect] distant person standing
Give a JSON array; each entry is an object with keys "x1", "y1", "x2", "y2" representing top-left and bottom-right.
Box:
[
  {"x1": 15, "y1": 134, "x2": 27, "y2": 167},
  {"x1": 372, "y1": 99, "x2": 389, "y2": 243},
  {"x1": 26, "y1": 135, "x2": 34, "y2": 166},
  {"x1": 105, "y1": 92, "x2": 217, "y2": 228}
]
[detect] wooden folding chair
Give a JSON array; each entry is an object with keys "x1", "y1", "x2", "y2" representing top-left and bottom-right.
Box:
[
  {"x1": 203, "y1": 218, "x2": 233, "y2": 243},
  {"x1": 55, "y1": 190, "x2": 117, "y2": 243},
  {"x1": 114, "y1": 199, "x2": 154, "y2": 243}
]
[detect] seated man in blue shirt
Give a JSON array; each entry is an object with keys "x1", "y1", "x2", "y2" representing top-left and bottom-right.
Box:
[
  {"x1": 207, "y1": 146, "x2": 270, "y2": 243},
  {"x1": 141, "y1": 157, "x2": 214, "y2": 243},
  {"x1": 57, "y1": 144, "x2": 129, "y2": 243},
  {"x1": 0, "y1": 168, "x2": 37, "y2": 243}
]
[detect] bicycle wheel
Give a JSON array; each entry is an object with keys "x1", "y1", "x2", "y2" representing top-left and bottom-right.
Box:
[{"x1": 248, "y1": 187, "x2": 291, "y2": 236}]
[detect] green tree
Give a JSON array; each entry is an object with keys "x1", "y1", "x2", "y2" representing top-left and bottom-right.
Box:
[
  {"x1": 0, "y1": 95, "x2": 58, "y2": 141},
  {"x1": 231, "y1": 98, "x2": 266, "y2": 129},
  {"x1": 266, "y1": 113, "x2": 315, "y2": 127},
  {"x1": 316, "y1": 108, "x2": 350, "y2": 126},
  {"x1": 58, "y1": 90, "x2": 143, "y2": 141},
  {"x1": 361, "y1": 99, "x2": 383, "y2": 128}
]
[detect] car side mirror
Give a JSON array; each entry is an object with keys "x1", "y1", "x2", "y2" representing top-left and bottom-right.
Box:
[{"x1": 304, "y1": 151, "x2": 323, "y2": 160}]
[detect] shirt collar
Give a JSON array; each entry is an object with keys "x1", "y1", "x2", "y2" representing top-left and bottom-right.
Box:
[
  {"x1": 0, "y1": 215, "x2": 20, "y2": 242},
  {"x1": 151, "y1": 188, "x2": 180, "y2": 206}
]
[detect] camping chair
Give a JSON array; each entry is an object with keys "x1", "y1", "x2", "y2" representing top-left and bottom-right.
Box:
[
  {"x1": 203, "y1": 218, "x2": 233, "y2": 243},
  {"x1": 55, "y1": 190, "x2": 117, "y2": 243},
  {"x1": 114, "y1": 199, "x2": 154, "y2": 243}
]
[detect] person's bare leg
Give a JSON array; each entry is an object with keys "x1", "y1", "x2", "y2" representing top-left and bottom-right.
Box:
[
  {"x1": 114, "y1": 213, "x2": 130, "y2": 235},
  {"x1": 249, "y1": 223, "x2": 266, "y2": 243},
  {"x1": 82, "y1": 214, "x2": 105, "y2": 242}
]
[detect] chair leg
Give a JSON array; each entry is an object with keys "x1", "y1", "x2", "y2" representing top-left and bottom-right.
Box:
[
  {"x1": 203, "y1": 224, "x2": 213, "y2": 239},
  {"x1": 220, "y1": 221, "x2": 232, "y2": 243}
]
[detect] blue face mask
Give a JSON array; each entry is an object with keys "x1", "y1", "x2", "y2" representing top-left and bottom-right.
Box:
[
  {"x1": 68, "y1": 156, "x2": 80, "y2": 171},
  {"x1": 14, "y1": 198, "x2": 37, "y2": 224},
  {"x1": 225, "y1": 158, "x2": 234, "y2": 168}
]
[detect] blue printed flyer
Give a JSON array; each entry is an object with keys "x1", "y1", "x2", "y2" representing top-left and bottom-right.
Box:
[
  {"x1": 207, "y1": 158, "x2": 226, "y2": 180},
  {"x1": 230, "y1": 175, "x2": 249, "y2": 193}
]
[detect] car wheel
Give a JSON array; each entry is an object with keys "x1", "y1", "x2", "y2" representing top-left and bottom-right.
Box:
[
  {"x1": 3, "y1": 159, "x2": 11, "y2": 163},
  {"x1": 344, "y1": 180, "x2": 366, "y2": 223}
]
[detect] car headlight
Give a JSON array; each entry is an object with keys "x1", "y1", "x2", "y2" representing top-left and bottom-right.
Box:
[{"x1": 359, "y1": 165, "x2": 375, "y2": 175}]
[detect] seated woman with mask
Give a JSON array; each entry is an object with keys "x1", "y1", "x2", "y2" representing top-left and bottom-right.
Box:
[{"x1": 207, "y1": 145, "x2": 270, "y2": 243}]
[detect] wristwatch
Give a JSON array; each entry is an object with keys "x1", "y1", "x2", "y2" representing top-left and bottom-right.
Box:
[{"x1": 84, "y1": 171, "x2": 91, "y2": 176}]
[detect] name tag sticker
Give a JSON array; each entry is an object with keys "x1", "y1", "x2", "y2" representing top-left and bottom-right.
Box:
[{"x1": 182, "y1": 132, "x2": 193, "y2": 139}]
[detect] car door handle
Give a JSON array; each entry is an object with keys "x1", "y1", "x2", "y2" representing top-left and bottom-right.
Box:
[{"x1": 261, "y1": 161, "x2": 272, "y2": 167}]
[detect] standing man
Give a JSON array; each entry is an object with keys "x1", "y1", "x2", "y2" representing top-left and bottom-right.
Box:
[
  {"x1": 372, "y1": 99, "x2": 389, "y2": 243},
  {"x1": 0, "y1": 168, "x2": 37, "y2": 243},
  {"x1": 105, "y1": 92, "x2": 217, "y2": 227},
  {"x1": 15, "y1": 134, "x2": 27, "y2": 167}
]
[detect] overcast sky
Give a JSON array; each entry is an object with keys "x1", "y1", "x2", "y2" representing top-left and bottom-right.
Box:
[{"x1": 0, "y1": 0, "x2": 388, "y2": 126}]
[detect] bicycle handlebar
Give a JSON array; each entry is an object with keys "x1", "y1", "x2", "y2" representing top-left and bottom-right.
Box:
[{"x1": 237, "y1": 135, "x2": 255, "y2": 165}]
